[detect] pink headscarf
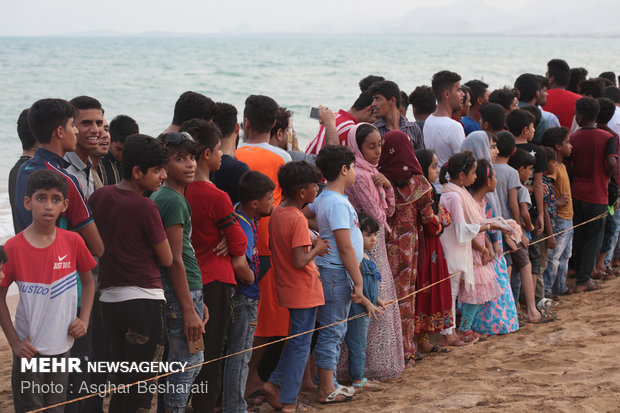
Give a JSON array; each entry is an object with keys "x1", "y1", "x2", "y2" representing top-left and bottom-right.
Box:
[{"x1": 347, "y1": 123, "x2": 390, "y2": 227}]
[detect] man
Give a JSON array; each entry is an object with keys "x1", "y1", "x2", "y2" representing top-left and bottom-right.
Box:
[
  {"x1": 461, "y1": 79, "x2": 489, "y2": 135},
  {"x1": 359, "y1": 74, "x2": 385, "y2": 92},
  {"x1": 544, "y1": 58, "x2": 582, "y2": 128},
  {"x1": 65, "y1": 96, "x2": 103, "y2": 199},
  {"x1": 100, "y1": 114, "x2": 139, "y2": 186},
  {"x1": 602, "y1": 86, "x2": 620, "y2": 137},
  {"x1": 489, "y1": 87, "x2": 518, "y2": 113},
  {"x1": 423, "y1": 70, "x2": 466, "y2": 171},
  {"x1": 305, "y1": 92, "x2": 375, "y2": 155},
  {"x1": 271, "y1": 106, "x2": 315, "y2": 164},
  {"x1": 162, "y1": 91, "x2": 217, "y2": 134},
  {"x1": 370, "y1": 80, "x2": 424, "y2": 149},
  {"x1": 514, "y1": 73, "x2": 551, "y2": 144},
  {"x1": 9, "y1": 109, "x2": 37, "y2": 233}
]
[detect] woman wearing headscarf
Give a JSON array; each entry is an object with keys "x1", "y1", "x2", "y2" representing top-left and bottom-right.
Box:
[
  {"x1": 460, "y1": 131, "x2": 519, "y2": 335},
  {"x1": 378, "y1": 131, "x2": 433, "y2": 363},
  {"x1": 337, "y1": 123, "x2": 405, "y2": 381}
]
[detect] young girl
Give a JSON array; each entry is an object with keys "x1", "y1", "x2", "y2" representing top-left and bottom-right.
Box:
[
  {"x1": 343, "y1": 213, "x2": 385, "y2": 390},
  {"x1": 377, "y1": 130, "x2": 433, "y2": 362},
  {"x1": 467, "y1": 159, "x2": 519, "y2": 335},
  {"x1": 341, "y1": 123, "x2": 405, "y2": 380},
  {"x1": 414, "y1": 149, "x2": 455, "y2": 352},
  {"x1": 438, "y1": 152, "x2": 511, "y2": 345}
]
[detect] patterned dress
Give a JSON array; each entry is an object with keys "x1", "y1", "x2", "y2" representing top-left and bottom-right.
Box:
[
  {"x1": 386, "y1": 175, "x2": 432, "y2": 360},
  {"x1": 415, "y1": 202, "x2": 454, "y2": 334},
  {"x1": 469, "y1": 203, "x2": 519, "y2": 334}
]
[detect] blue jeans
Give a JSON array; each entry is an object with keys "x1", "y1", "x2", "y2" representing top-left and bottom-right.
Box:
[
  {"x1": 314, "y1": 266, "x2": 352, "y2": 372},
  {"x1": 268, "y1": 307, "x2": 317, "y2": 404},
  {"x1": 344, "y1": 302, "x2": 369, "y2": 381},
  {"x1": 605, "y1": 204, "x2": 620, "y2": 266},
  {"x1": 222, "y1": 294, "x2": 258, "y2": 413},
  {"x1": 543, "y1": 218, "x2": 573, "y2": 296},
  {"x1": 162, "y1": 283, "x2": 205, "y2": 413}
]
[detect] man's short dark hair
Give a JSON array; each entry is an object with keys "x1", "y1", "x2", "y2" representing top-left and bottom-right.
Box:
[
  {"x1": 26, "y1": 169, "x2": 68, "y2": 198},
  {"x1": 579, "y1": 78, "x2": 604, "y2": 98},
  {"x1": 70, "y1": 95, "x2": 103, "y2": 113},
  {"x1": 109, "y1": 114, "x2": 139, "y2": 144},
  {"x1": 520, "y1": 104, "x2": 542, "y2": 127},
  {"x1": 575, "y1": 97, "x2": 600, "y2": 123},
  {"x1": 271, "y1": 107, "x2": 292, "y2": 138},
  {"x1": 28, "y1": 98, "x2": 76, "y2": 144},
  {"x1": 602, "y1": 86, "x2": 620, "y2": 104},
  {"x1": 431, "y1": 70, "x2": 461, "y2": 101},
  {"x1": 509, "y1": 148, "x2": 536, "y2": 170},
  {"x1": 541, "y1": 127, "x2": 570, "y2": 148},
  {"x1": 408, "y1": 86, "x2": 436, "y2": 115},
  {"x1": 359, "y1": 75, "x2": 385, "y2": 92},
  {"x1": 400, "y1": 91, "x2": 409, "y2": 111},
  {"x1": 514, "y1": 74, "x2": 539, "y2": 102},
  {"x1": 480, "y1": 103, "x2": 506, "y2": 131},
  {"x1": 464, "y1": 79, "x2": 489, "y2": 107},
  {"x1": 358, "y1": 212, "x2": 379, "y2": 234},
  {"x1": 315, "y1": 145, "x2": 356, "y2": 182},
  {"x1": 172, "y1": 91, "x2": 216, "y2": 125},
  {"x1": 351, "y1": 92, "x2": 373, "y2": 111},
  {"x1": 567, "y1": 67, "x2": 588, "y2": 93},
  {"x1": 547, "y1": 59, "x2": 571, "y2": 86},
  {"x1": 496, "y1": 130, "x2": 516, "y2": 157},
  {"x1": 277, "y1": 161, "x2": 322, "y2": 200},
  {"x1": 599, "y1": 71, "x2": 616, "y2": 86},
  {"x1": 489, "y1": 87, "x2": 516, "y2": 111},
  {"x1": 536, "y1": 75, "x2": 550, "y2": 89},
  {"x1": 212, "y1": 102, "x2": 238, "y2": 137},
  {"x1": 369, "y1": 81, "x2": 401, "y2": 108},
  {"x1": 244, "y1": 95, "x2": 278, "y2": 134},
  {"x1": 180, "y1": 119, "x2": 222, "y2": 154},
  {"x1": 506, "y1": 109, "x2": 535, "y2": 137},
  {"x1": 121, "y1": 134, "x2": 168, "y2": 180},
  {"x1": 596, "y1": 97, "x2": 616, "y2": 125},
  {"x1": 239, "y1": 170, "x2": 275, "y2": 204},
  {"x1": 17, "y1": 109, "x2": 36, "y2": 150}
]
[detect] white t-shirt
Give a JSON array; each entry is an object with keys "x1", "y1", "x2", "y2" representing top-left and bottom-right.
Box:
[
  {"x1": 608, "y1": 106, "x2": 620, "y2": 138},
  {"x1": 423, "y1": 114, "x2": 466, "y2": 169}
]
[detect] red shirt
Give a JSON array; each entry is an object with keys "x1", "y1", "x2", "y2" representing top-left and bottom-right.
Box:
[
  {"x1": 543, "y1": 88, "x2": 581, "y2": 129},
  {"x1": 185, "y1": 181, "x2": 246, "y2": 285},
  {"x1": 89, "y1": 186, "x2": 167, "y2": 290},
  {"x1": 305, "y1": 109, "x2": 358, "y2": 155},
  {"x1": 570, "y1": 127, "x2": 617, "y2": 204}
]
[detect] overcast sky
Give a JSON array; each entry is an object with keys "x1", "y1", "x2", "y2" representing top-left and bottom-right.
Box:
[{"x1": 2, "y1": 0, "x2": 542, "y2": 36}]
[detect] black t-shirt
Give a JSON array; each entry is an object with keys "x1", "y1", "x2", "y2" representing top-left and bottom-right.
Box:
[
  {"x1": 210, "y1": 154, "x2": 250, "y2": 205},
  {"x1": 9, "y1": 156, "x2": 31, "y2": 234}
]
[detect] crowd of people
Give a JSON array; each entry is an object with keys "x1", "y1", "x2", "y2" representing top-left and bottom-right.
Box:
[{"x1": 1, "y1": 57, "x2": 620, "y2": 413}]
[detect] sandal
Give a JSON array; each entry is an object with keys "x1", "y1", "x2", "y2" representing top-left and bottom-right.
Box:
[
  {"x1": 281, "y1": 401, "x2": 311, "y2": 412},
  {"x1": 529, "y1": 311, "x2": 556, "y2": 324},
  {"x1": 575, "y1": 279, "x2": 603, "y2": 292},
  {"x1": 320, "y1": 387, "x2": 353, "y2": 404},
  {"x1": 458, "y1": 330, "x2": 480, "y2": 344},
  {"x1": 424, "y1": 344, "x2": 451, "y2": 353},
  {"x1": 245, "y1": 389, "x2": 266, "y2": 408},
  {"x1": 351, "y1": 378, "x2": 381, "y2": 392}
]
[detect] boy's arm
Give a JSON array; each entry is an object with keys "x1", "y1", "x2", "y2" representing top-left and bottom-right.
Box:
[
  {"x1": 77, "y1": 221, "x2": 104, "y2": 258},
  {"x1": 292, "y1": 237, "x2": 330, "y2": 269},
  {"x1": 333, "y1": 229, "x2": 363, "y2": 303},
  {"x1": 0, "y1": 286, "x2": 38, "y2": 358},
  {"x1": 520, "y1": 202, "x2": 534, "y2": 232},
  {"x1": 165, "y1": 224, "x2": 205, "y2": 343},
  {"x1": 508, "y1": 188, "x2": 520, "y2": 225},
  {"x1": 68, "y1": 270, "x2": 95, "y2": 339},
  {"x1": 533, "y1": 172, "x2": 545, "y2": 233},
  {"x1": 232, "y1": 255, "x2": 254, "y2": 285},
  {"x1": 153, "y1": 239, "x2": 173, "y2": 267},
  {"x1": 543, "y1": 208, "x2": 556, "y2": 249}
]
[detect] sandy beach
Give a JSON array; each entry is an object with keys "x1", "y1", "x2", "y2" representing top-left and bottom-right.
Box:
[{"x1": 1, "y1": 277, "x2": 618, "y2": 412}]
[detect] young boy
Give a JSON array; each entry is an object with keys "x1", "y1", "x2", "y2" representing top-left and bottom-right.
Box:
[
  {"x1": 0, "y1": 170, "x2": 96, "y2": 413},
  {"x1": 493, "y1": 132, "x2": 543, "y2": 323},
  {"x1": 263, "y1": 161, "x2": 329, "y2": 412},
  {"x1": 222, "y1": 170, "x2": 275, "y2": 413},
  {"x1": 89, "y1": 134, "x2": 172, "y2": 412},
  {"x1": 182, "y1": 119, "x2": 249, "y2": 412},
  {"x1": 541, "y1": 127, "x2": 574, "y2": 296},
  {"x1": 303, "y1": 145, "x2": 364, "y2": 404},
  {"x1": 150, "y1": 132, "x2": 207, "y2": 412},
  {"x1": 509, "y1": 149, "x2": 536, "y2": 237}
]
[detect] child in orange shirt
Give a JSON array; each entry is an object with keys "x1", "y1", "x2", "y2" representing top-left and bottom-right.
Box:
[{"x1": 263, "y1": 161, "x2": 329, "y2": 413}]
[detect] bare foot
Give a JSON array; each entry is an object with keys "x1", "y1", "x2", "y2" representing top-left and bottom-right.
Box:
[
  {"x1": 262, "y1": 381, "x2": 282, "y2": 411},
  {"x1": 439, "y1": 333, "x2": 469, "y2": 347},
  {"x1": 282, "y1": 402, "x2": 309, "y2": 412}
]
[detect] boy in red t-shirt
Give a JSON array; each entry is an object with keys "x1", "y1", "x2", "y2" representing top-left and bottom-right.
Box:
[
  {"x1": 0, "y1": 170, "x2": 96, "y2": 413},
  {"x1": 182, "y1": 119, "x2": 249, "y2": 412},
  {"x1": 263, "y1": 161, "x2": 329, "y2": 413}
]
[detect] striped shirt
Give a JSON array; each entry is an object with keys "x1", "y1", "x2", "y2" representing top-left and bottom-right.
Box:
[
  {"x1": 374, "y1": 115, "x2": 425, "y2": 150},
  {"x1": 305, "y1": 109, "x2": 358, "y2": 155}
]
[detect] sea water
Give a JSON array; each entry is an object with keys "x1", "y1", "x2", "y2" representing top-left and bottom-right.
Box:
[{"x1": 1, "y1": 34, "x2": 619, "y2": 242}]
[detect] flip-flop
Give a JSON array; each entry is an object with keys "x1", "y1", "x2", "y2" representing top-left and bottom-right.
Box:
[
  {"x1": 245, "y1": 389, "x2": 266, "y2": 408},
  {"x1": 425, "y1": 344, "x2": 451, "y2": 353},
  {"x1": 529, "y1": 311, "x2": 556, "y2": 324},
  {"x1": 575, "y1": 280, "x2": 603, "y2": 292},
  {"x1": 352, "y1": 378, "x2": 381, "y2": 391},
  {"x1": 320, "y1": 387, "x2": 353, "y2": 404}
]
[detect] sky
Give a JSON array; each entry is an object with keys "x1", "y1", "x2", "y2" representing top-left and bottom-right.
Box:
[{"x1": 1, "y1": 0, "x2": 543, "y2": 36}]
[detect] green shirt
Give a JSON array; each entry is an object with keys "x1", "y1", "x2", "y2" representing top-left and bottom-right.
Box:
[{"x1": 150, "y1": 186, "x2": 202, "y2": 290}]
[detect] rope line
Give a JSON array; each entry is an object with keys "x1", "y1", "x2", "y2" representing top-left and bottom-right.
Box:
[{"x1": 27, "y1": 211, "x2": 609, "y2": 412}]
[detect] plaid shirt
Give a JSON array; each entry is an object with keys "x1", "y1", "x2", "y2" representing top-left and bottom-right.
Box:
[{"x1": 374, "y1": 115, "x2": 425, "y2": 150}]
